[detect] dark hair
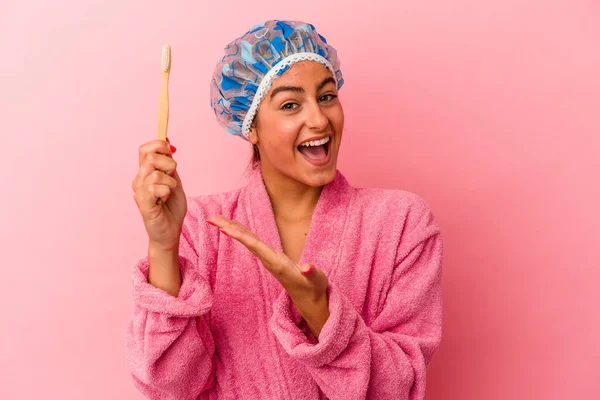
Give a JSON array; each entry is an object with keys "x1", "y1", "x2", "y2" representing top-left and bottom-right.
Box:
[{"x1": 250, "y1": 144, "x2": 261, "y2": 170}]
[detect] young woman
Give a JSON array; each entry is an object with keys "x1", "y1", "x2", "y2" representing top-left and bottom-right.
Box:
[{"x1": 127, "y1": 20, "x2": 443, "y2": 400}]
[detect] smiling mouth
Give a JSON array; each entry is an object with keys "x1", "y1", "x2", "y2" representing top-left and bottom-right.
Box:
[
  {"x1": 297, "y1": 137, "x2": 331, "y2": 162},
  {"x1": 297, "y1": 136, "x2": 330, "y2": 154}
]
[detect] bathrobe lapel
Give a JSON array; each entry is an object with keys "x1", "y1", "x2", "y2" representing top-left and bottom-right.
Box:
[{"x1": 243, "y1": 166, "x2": 355, "y2": 294}]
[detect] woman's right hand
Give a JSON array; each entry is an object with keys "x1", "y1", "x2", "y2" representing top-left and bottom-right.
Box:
[{"x1": 132, "y1": 139, "x2": 187, "y2": 252}]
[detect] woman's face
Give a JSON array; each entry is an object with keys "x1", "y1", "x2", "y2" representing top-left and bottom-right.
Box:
[{"x1": 248, "y1": 61, "x2": 344, "y2": 187}]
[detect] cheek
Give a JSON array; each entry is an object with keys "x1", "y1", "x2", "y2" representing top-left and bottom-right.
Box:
[
  {"x1": 276, "y1": 116, "x2": 303, "y2": 135},
  {"x1": 263, "y1": 115, "x2": 302, "y2": 151},
  {"x1": 327, "y1": 105, "x2": 345, "y2": 133}
]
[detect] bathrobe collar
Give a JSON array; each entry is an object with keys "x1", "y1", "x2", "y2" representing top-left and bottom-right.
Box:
[{"x1": 243, "y1": 165, "x2": 354, "y2": 275}]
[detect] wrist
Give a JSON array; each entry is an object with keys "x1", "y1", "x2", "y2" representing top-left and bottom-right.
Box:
[
  {"x1": 147, "y1": 240, "x2": 182, "y2": 297},
  {"x1": 148, "y1": 240, "x2": 179, "y2": 257},
  {"x1": 148, "y1": 240, "x2": 180, "y2": 274},
  {"x1": 292, "y1": 293, "x2": 330, "y2": 339},
  {"x1": 292, "y1": 292, "x2": 328, "y2": 315}
]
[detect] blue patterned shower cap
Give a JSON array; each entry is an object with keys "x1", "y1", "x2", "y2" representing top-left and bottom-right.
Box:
[{"x1": 210, "y1": 20, "x2": 344, "y2": 140}]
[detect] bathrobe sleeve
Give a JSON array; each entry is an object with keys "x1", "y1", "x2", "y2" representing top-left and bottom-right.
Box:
[
  {"x1": 126, "y1": 199, "x2": 218, "y2": 399},
  {"x1": 269, "y1": 197, "x2": 443, "y2": 400}
]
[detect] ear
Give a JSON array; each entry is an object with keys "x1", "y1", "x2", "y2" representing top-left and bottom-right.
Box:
[{"x1": 248, "y1": 124, "x2": 259, "y2": 145}]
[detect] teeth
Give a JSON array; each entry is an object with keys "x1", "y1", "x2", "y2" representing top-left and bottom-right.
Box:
[{"x1": 299, "y1": 136, "x2": 330, "y2": 147}]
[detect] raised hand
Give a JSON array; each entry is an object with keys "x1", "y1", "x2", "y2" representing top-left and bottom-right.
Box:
[{"x1": 132, "y1": 139, "x2": 187, "y2": 252}]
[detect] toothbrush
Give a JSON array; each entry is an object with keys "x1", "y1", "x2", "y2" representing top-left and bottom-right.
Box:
[
  {"x1": 157, "y1": 44, "x2": 171, "y2": 141},
  {"x1": 157, "y1": 45, "x2": 171, "y2": 205}
]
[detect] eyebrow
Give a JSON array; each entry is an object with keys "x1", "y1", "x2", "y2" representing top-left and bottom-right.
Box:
[{"x1": 269, "y1": 76, "x2": 336, "y2": 100}]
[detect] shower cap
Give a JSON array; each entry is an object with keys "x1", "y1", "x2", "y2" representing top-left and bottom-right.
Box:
[{"x1": 210, "y1": 20, "x2": 344, "y2": 140}]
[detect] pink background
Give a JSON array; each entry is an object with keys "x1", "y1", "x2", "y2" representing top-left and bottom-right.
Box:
[{"x1": 2, "y1": 1, "x2": 598, "y2": 399}]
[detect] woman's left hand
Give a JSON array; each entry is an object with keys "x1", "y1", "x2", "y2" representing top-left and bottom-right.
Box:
[{"x1": 208, "y1": 215, "x2": 330, "y2": 337}]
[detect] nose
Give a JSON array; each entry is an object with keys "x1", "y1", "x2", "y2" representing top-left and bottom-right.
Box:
[{"x1": 305, "y1": 100, "x2": 329, "y2": 131}]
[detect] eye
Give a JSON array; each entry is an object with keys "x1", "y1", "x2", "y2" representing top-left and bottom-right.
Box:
[
  {"x1": 319, "y1": 94, "x2": 338, "y2": 103},
  {"x1": 281, "y1": 102, "x2": 299, "y2": 111}
]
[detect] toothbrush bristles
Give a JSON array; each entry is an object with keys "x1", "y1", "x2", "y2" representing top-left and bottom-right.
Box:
[{"x1": 161, "y1": 45, "x2": 171, "y2": 72}]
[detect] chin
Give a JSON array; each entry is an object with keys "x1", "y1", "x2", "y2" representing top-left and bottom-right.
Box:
[{"x1": 299, "y1": 162, "x2": 338, "y2": 187}]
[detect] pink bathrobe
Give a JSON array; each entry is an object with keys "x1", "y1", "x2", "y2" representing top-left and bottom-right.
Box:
[{"x1": 126, "y1": 167, "x2": 443, "y2": 400}]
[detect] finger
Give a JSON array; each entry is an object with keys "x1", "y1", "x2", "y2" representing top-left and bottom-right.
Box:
[
  {"x1": 134, "y1": 183, "x2": 172, "y2": 210},
  {"x1": 170, "y1": 168, "x2": 184, "y2": 189},
  {"x1": 302, "y1": 265, "x2": 329, "y2": 294},
  {"x1": 210, "y1": 217, "x2": 264, "y2": 253},
  {"x1": 134, "y1": 168, "x2": 178, "y2": 208},
  {"x1": 208, "y1": 216, "x2": 257, "y2": 235},
  {"x1": 138, "y1": 139, "x2": 176, "y2": 166},
  {"x1": 207, "y1": 215, "x2": 234, "y2": 229},
  {"x1": 210, "y1": 216, "x2": 294, "y2": 273},
  {"x1": 149, "y1": 184, "x2": 172, "y2": 204},
  {"x1": 142, "y1": 169, "x2": 178, "y2": 192},
  {"x1": 219, "y1": 222, "x2": 267, "y2": 257},
  {"x1": 297, "y1": 262, "x2": 313, "y2": 276},
  {"x1": 132, "y1": 153, "x2": 178, "y2": 191}
]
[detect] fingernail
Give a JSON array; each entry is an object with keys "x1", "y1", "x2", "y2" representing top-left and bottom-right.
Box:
[
  {"x1": 170, "y1": 171, "x2": 176, "y2": 177},
  {"x1": 301, "y1": 266, "x2": 313, "y2": 276},
  {"x1": 166, "y1": 137, "x2": 170, "y2": 143},
  {"x1": 164, "y1": 196, "x2": 169, "y2": 203},
  {"x1": 170, "y1": 145, "x2": 177, "y2": 153},
  {"x1": 219, "y1": 228, "x2": 229, "y2": 237},
  {"x1": 207, "y1": 220, "x2": 217, "y2": 227}
]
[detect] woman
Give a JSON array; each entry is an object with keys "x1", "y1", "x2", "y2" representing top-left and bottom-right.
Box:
[{"x1": 127, "y1": 20, "x2": 443, "y2": 400}]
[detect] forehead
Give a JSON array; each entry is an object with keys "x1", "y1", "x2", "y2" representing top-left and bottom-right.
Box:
[{"x1": 270, "y1": 61, "x2": 334, "y2": 87}]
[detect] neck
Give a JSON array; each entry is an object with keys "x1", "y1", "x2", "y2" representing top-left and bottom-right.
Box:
[{"x1": 259, "y1": 163, "x2": 324, "y2": 223}]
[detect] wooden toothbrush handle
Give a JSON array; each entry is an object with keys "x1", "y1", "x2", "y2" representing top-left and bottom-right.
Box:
[
  {"x1": 156, "y1": 71, "x2": 169, "y2": 205},
  {"x1": 157, "y1": 72, "x2": 169, "y2": 141}
]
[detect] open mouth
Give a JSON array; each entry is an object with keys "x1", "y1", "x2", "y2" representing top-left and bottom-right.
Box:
[{"x1": 297, "y1": 136, "x2": 330, "y2": 162}]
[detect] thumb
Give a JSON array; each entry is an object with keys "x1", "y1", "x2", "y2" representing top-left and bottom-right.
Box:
[
  {"x1": 299, "y1": 264, "x2": 329, "y2": 297},
  {"x1": 297, "y1": 263, "x2": 314, "y2": 276},
  {"x1": 299, "y1": 263, "x2": 328, "y2": 285}
]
